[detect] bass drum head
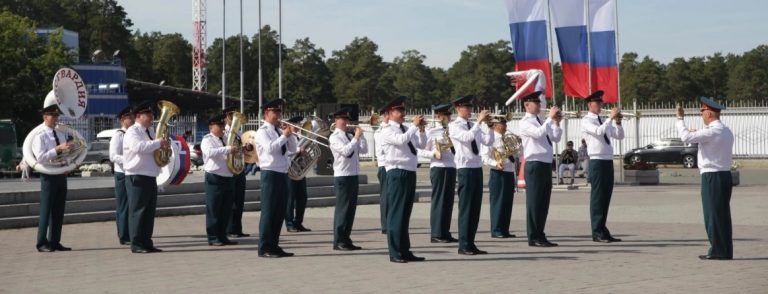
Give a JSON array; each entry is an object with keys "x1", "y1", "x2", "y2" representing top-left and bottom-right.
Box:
[
  {"x1": 171, "y1": 135, "x2": 191, "y2": 185},
  {"x1": 241, "y1": 130, "x2": 259, "y2": 164},
  {"x1": 156, "y1": 141, "x2": 181, "y2": 187}
]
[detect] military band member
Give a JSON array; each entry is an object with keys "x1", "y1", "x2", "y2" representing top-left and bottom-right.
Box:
[
  {"x1": 374, "y1": 109, "x2": 390, "y2": 234},
  {"x1": 222, "y1": 106, "x2": 251, "y2": 238},
  {"x1": 676, "y1": 97, "x2": 734, "y2": 260},
  {"x1": 285, "y1": 116, "x2": 312, "y2": 233},
  {"x1": 480, "y1": 114, "x2": 516, "y2": 239},
  {"x1": 449, "y1": 95, "x2": 494, "y2": 255},
  {"x1": 416, "y1": 103, "x2": 458, "y2": 243},
  {"x1": 329, "y1": 108, "x2": 368, "y2": 250},
  {"x1": 201, "y1": 114, "x2": 239, "y2": 246},
  {"x1": 253, "y1": 99, "x2": 298, "y2": 258},
  {"x1": 33, "y1": 104, "x2": 73, "y2": 252},
  {"x1": 518, "y1": 91, "x2": 562, "y2": 247},
  {"x1": 380, "y1": 96, "x2": 427, "y2": 263},
  {"x1": 581, "y1": 90, "x2": 625, "y2": 243},
  {"x1": 123, "y1": 101, "x2": 169, "y2": 253},
  {"x1": 109, "y1": 106, "x2": 134, "y2": 246}
]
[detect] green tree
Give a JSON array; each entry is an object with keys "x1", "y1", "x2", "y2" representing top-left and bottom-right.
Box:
[
  {"x1": 152, "y1": 33, "x2": 192, "y2": 88},
  {"x1": 387, "y1": 50, "x2": 436, "y2": 108},
  {"x1": 430, "y1": 67, "x2": 452, "y2": 103},
  {"x1": 280, "y1": 38, "x2": 334, "y2": 112},
  {"x1": 619, "y1": 52, "x2": 639, "y2": 102},
  {"x1": 703, "y1": 52, "x2": 729, "y2": 99},
  {"x1": 327, "y1": 37, "x2": 391, "y2": 110},
  {"x1": 727, "y1": 45, "x2": 768, "y2": 100},
  {"x1": 447, "y1": 40, "x2": 514, "y2": 107},
  {"x1": 0, "y1": 11, "x2": 71, "y2": 141},
  {"x1": 664, "y1": 57, "x2": 698, "y2": 102},
  {"x1": 632, "y1": 55, "x2": 666, "y2": 103}
]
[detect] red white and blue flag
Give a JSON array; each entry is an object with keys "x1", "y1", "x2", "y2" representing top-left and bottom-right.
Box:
[
  {"x1": 589, "y1": 0, "x2": 619, "y2": 103},
  {"x1": 551, "y1": 0, "x2": 590, "y2": 98},
  {"x1": 504, "y1": 0, "x2": 553, "y2": 98}
]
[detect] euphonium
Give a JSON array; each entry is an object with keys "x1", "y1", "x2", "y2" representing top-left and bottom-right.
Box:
[
  {"x1": 153, "y1": 100, "x2": 180, "y2": 167},
  {"x1": 226, "y1": 111, "x2": 246, "y2": 174},
  {"x1": 287, "y1": 116, "x2": 329, "y2": 180}
]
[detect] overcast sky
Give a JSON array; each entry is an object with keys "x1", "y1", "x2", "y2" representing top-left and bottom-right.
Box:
[{"x1": 120, "y1": 0, "x2": 768, "y2": 68}]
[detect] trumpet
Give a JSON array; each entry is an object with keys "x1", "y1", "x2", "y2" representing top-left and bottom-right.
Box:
[
  {"x1": 544, "y1": 108, "x2": 579, "y2": 120},
  {"x1": 601, "y1": 108, "x2": 637, "y2": 120}
]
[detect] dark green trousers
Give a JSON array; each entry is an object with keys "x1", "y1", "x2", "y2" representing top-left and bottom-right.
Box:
[
  {"x1": 37, "y1": 174, "x2": 67, "y2": 248},
  {"x1": 525, "y1": 161, "x2": 553, "y2": 242},
  {"x1": 489, "y1": 169, "x2": 515, "y2": 236},
  {"x1": 205, "y1": 172, "x2": 235, "y2": 243},
  {"x1": 386, "y1": 169, "x2": 416, "y2": 258},
  {"x1": 430, "y1": 167, "x2": 456, "y2": 239},
  {"x1": 701, "y1": 171, "x2": 733, "y2": 258},
  {"x1": 126, "y1": 175, "x2": 158, "y2": 251},
  {"x1": 334, "y1": 176, "x2": 359, "y2": 246},
  {"x1": 227, "y1": 171, "x2": 247, "y2": 234},
  {"x1": 589, "y1": 159, "x2": 615, "y2": 238},
  {"x1": 457, "y1": 167, "x2": 483, "y2": 250},
  {"x1": 113, "y1": 172, "x2": 130, "y2": 243},
  {"x1": 377, "y1": 166, "x2": 388, "y2": 232},
  {"x1": 258, "y1": 170, "x2": 288, "y2": 254},
  {"x1": 285, "y1": 177, "x2": 308, "y2": 229}
]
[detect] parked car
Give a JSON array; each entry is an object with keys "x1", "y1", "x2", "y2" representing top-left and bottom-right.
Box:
[
  {"x1": 623, "y1": 138, "x2": 698, "y2": 168},
  {"x1": 84, "y1": 140, "x2": 112, "y2": 165}
]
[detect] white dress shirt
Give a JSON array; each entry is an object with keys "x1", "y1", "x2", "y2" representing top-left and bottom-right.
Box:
[
  {"x1": 201, "y1": 133, "x2": 233, "y2": 177},
  {"x1": 449, "y1": 116, "x2": 494, "y2": 169},
  {"x1": 380, "y1": 121, "x2": 424, "y2": 172},
  {"x1": 123, "y1": 123, "x2": 162, "y2": 177},
  {"x1": 253, "y1": 121, "x2": 298, "y2": 173},
  {"x1": 109, "y1": 128, "x2": 127, "y2": 173},
  {"x1": 677, "y1": 119, "x2": 733, "y2": 174},
  {"x1": 417, "y1": 126, "x2": 456, "y2": 168},
  {"x1": 581, "y1": 111, "x2": 624, "y2": 160},
  {"x1": 329, "y1": 128, "x2": 368, "y2": 176},
  {"x1": 518, "y1": 112, "x2": 562, "y2": 163},
  {"x1": 31, "y1": 124, "x2": 67, "y2": 167},
  {"x1": 374, "y1": 122, "x2": 388, "y2": 168},
  {"x1": 481, "y1": 131, "x2": 516, "y2": 173}
]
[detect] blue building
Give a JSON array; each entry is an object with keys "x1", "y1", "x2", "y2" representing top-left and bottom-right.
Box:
[{"x1": 72, "y1": 64, "x2": 129, "y2": 115}]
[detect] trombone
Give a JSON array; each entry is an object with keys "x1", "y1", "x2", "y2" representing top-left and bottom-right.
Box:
[
  {"x1": 331, "y1": 113, "x2": 381, "y2": 131},
  {"x1": 271, "y1": 119, "x2": 331, "y2": 148}
]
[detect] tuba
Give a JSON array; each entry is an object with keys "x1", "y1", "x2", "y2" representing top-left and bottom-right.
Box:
[
  {"x1": 22, "y1": 68, "x2": 88, "y2": 175},
  {"x1": 492, "y1": 132, "x2": 522, "y2": 164},
  {"x1": 226, "y1": 111, "x2": 246, "y2": 174},
  {"x1": 287, "y1": 116, "x2": 329, "y2": 181},
  {"x1": 153, "y1": 100, "x2": 180, "y2": 167}
]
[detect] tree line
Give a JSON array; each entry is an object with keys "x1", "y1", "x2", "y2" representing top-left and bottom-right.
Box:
[{"x1": 2, "y1": 0, "x2": 767, "y2": 124}]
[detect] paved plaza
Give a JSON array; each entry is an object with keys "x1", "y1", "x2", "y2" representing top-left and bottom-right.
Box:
[{"x1": 1, "y1": 169, "x2": 767, "y2": 293}]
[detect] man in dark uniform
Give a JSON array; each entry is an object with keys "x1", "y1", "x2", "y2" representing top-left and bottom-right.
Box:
[
  {"x1": 374, "y1": 108, "x2": 390, "y2": 234},
  {"x1": 222, "y1": 106, "x2": 251, "y2": 238},
  {"x1": 417, "y1": 103, "x2": 458, "y2": 243},
  {"x1": 109, "y1": 105, "x2": 134, "y2": 245},
  {"x1": 449, "y1": 96, "x2": 494, "y2": 255},
  {"x1": 285, "y1": 116, "x2": 312, "y2": 233},
  {"x1": 123, "y1": 101, "x2": 169, "y2": 253},
  {"x1": 380, "y1": 97, "x2": 426, "y2": 263},
  {"x1": 518, "y1": 91, "x2": 562, "y2": 247},
  {"x1": 329, "y1": 108, "x2": 368, "y2": 250},
  {"x1": 32, "y1": 104, "x2": 73, "y2": 252},
  {"x1": 676, "y1": 97, "x2": 735, "y2": 260},
  {"x1": 481, "y1": 114, "x2": 517, "y2": 239},
  {"x1": 252, "y1": 99, "x2": 298, "y2": 258},
  {"x1": 201, "y1": 114, "x2": 239, "y2": 246}
]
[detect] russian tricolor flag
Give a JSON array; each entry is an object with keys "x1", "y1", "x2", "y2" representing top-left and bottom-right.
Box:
[
  {"x1": 551, "y1": 0, "x2": 590, "y2": 98},
  {"x1": 505, "y1": 0, "x2": 553, "y2": 98},
  {"x1": 589, "y1": 0, "x2": 619, "y2": 103}
]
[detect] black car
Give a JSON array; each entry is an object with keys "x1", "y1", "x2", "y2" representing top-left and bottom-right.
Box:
[{"x1": 623, "y1": 138, "x2": 698, "y2": 168}]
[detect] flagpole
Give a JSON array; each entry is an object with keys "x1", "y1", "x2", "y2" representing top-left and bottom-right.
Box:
[
  {"x1": 278, "y1": 0, "x2": 283, "y2": 100},
  {"x1": 546, "y1": 0, "x2": 556, "y2": 106},
  {"x1": 257, "y1": 0, "x2": 262, "y2": 124},
  {"x1": 614, "y1": 0, "x2": 622, "y2": 106},
  {"x1": 586, "y1": 0, "x2": 592, "y2": 95},
  {"x1": 239, "y1": 0, "x2": 244, "y2": 112},
  {"x1": 221, "y1": 0, "x2": 226, "y2": 110}
]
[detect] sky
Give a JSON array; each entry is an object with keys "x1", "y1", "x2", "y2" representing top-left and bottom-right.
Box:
[{"x1": 120, "y1": 0, "x2": 768, "y2": 69}]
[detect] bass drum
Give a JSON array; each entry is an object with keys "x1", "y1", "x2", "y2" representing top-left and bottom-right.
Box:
[{"x1": 156, "y1": 136, "x2": 191, "y2": 187}]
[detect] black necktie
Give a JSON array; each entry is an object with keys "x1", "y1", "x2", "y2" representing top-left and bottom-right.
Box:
[
  {"x1": 466, "y1": 121, "x2": 478, "y2": 155},
  {"x1": 536, "y1": 116, "x2": 552, "y2": 146},
  {"x1": 345, "y1": 133, "x2": 354, "y2": 158},
  {"x1": 219, "y1": 136, "x2": 226, "y2": 146},
  {"x1": 145, "y1": 129, "x2": 153, "y2": 140},
  {"x1": 597, "y1": 116, "x2": 610, "y2": 145},
  {"x1": 399, "y1": 125, "x2": 417, "y2": 155},
  {"x1": 275, "y1": 127, "x2": 286, "y2": 155},
  {"x1": 52, "y1": 129, "x2": 61, "y2": 145},
  {"x1": 508, "y1": 155, "x2": 515, "y2": 163},
  {"x1": 444, "y1": 127, "x2": 455, "y2": 154}
]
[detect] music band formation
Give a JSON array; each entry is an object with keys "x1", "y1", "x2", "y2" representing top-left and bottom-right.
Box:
[{"x1": 28, "y1": 70, "x2": 735, "y2": 262}]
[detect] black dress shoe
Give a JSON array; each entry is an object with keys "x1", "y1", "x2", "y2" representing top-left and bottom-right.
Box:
[
  {"x1": 334, "y1": 244, "x2": 362, "y2": 251},
  {"x1": 37, "y1": 245, "x2": 54, "y2": 252},
  {"x1": 389, "y1": 256, "x2": 408, "y2": 263},
  {"x1": 286, "y1": 227, "x2": 299, "y2": 232},
  {"x1": 458, "y1": 248, "x2": 477, "y2": 255},
  {"x1": 430, "y1": 237, "x2": 451, "y2": 243},
  {"x1": 296, "y1": 225, "x2": 312, "y2": 232},
  {"x1": 120, "y1": 240, "x2": 131, "y2": 246},
  {"x1": 606, "y1": 236, "x2": 622, "y2": 242},
  {"x1": 148, "y1": 247, "x2": 163, "y2": 253},
  {"x1": 228, "y1": 232, "x2": 250, "y2": 238},
  {"x1": 404, "y1": 254, "x2": 426, "y2": 262},
  {"x1": 222, "y1": 240, "x2": 238, "y2": 246},
  {"x1": 446, "y1": 236, "x2": 459, "y2": 243},
  {"x1": 131, "y1": 248, "x2": 151, "y2": 254},
  {"x1": 699, "y1": 255, "x2": 732, "y2": 260},
  {"x1": 51, "y1": 244, "x2": 71, "y2": 251},
  {"x1": 529, "y1": 240, "x2": 556, "y2": 247},
  {"x1": 472, "y1": 248, "x2": 488, "y2": 255},
  {"x1": 209, "y1": 241, "x2": 225, "y2": 246},
  {"x1": 491, "y1": 234, "x2": 516, "y2": 239},
  {"x1": 258, "y1": 251, "x2": 282, "y2": 258},
  {"x1": 381, "y1": 230, "x2": 387, "y2": 234},
  {"x1": 276, "y1": 248, "x2": 295, "y2": 257},
  {"x1": 593, "y1": 236, "x2": 622, "y2": 243}
]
